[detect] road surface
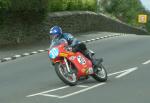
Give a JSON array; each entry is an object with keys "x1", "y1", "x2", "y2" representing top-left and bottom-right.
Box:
[{"x1": 0, "y1": 32, "x2": 150, "y2": 103}]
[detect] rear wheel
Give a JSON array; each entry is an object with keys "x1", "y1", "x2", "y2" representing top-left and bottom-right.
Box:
[
  {"x1": 55, "y1": 62, "x2": 77, "y2": 86},
  {"x1": 92, "y1": 64, "x2": 107, "y2": 82}
]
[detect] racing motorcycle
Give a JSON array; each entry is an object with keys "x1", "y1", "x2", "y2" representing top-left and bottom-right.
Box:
[{"x1": 48, "y1": 39, "x2": 107, "y2": 86}]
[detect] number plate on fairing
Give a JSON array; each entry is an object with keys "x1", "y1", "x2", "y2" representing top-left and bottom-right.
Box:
[{"x1": 77, "y1": 56, "x2": 86, "y2": 65}]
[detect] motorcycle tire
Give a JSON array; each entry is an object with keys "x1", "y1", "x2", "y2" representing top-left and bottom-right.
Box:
[
  {"x1": 54, "y1": 63, "x2": 77, "y2": 86},
  {"x1": 92, "y1": 64, "x2": 107, "y2": 82}
]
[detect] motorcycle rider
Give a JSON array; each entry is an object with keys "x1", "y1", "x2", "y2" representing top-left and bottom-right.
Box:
[{"x1": 49, "y1": 26, "x2": 96, "y2": 66}]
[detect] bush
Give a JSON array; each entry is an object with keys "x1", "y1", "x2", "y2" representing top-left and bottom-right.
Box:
[
  {"x1": 0, "y1": 0, "x2": 48, "y2": 46},
  {"x1": 47, "y1": 0, "x2": 96, "y2": 12},
  {"x1": 145, "y1": 13, "x2": 150, "y2": 32},
  {"x1": 0, "y1": 0, "x2": 97, "y2": 46},
  {"x1": 0, "y1": 0, "x2": 10, "y2": 11},
  {"x1": 104, "y1": 0, "x2": 144, "y2": 23}
]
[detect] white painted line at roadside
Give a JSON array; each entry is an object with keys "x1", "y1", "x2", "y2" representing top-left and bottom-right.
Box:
[
  {"x1": 31, "y1": 51, "x2": 38, "y2": 54},
  {"x1": 86, "y1": 40, "x2": 91, "y2": 42},
  {"x1": 1, "y1": 34, "x2": 125, "y2": 63},
  {"x1": 115, "y1": 67, "x2": 138, "y2": 78},
  {"x1": 104, "y1": 36, "x2": 108, "y2": 38},
  {"x1": 108, "y1": 35, "x2": 113, "y2": 37},
  {"x1": 23, "y1": 53, "x2": 30, "y2": 56},
  {"x1": 77, "y1": 85, "x2": 89, "y2": 88},
  {"x1": 58, "y1": 83, "x2": 106, "y2": 99},
  {"x1": 142, "y1": 60, "x2": 150, "y2": 65},
  {"x1": 14, "y1": 55, "x2": 21, "y2": 58},
  {"x1": 38, "y1": 50, "x2": 45, "y2": 52},
  {"x1": 91, "y1": 39, "x2": 96, "y2": 41},
  {"x1": 96, "y1": 38, "x2": 100, "y2": 40},
  {"x1": 40, "y1": 94, "x2": 60, "y2": 98},
  {"x1": 3, "y1": 57, "x2": 12, "y2": 60},
  {"x1": 27, "y1": 86, "x2": 69, "y2": 97}
]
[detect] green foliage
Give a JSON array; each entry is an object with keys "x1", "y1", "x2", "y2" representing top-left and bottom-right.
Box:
[
  {"x1": 0, "y1": 0, "x2": 10, "y2": 11},
  {"x1": 0, "y1": 0, "x2": 49, "y2": 46},
  {"x1": 48, "y1": 0, "x2": 64, "y2": 12},
  {"x1": 10, "y1": 0, "x2": 48, "y2": 12},
  {"x1": 47, "y1": 0, "x2": 96, "y2": 12},
  {"x1": 101, "y1": 0, "x2": 150, "y2": 32},
  {"x1": 103, "y1": 0, "x2": 144, "y2": 23},
  {"x1": 0, "y1": 0, "x2": 97, "y2": 46},
  {"x1": 145, "y1": 13, "x2": 150, "y2": 32}
]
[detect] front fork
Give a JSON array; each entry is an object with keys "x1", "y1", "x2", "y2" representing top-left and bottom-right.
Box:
[{"x1": 64, "y1": 57, "x2": 71, "y2": 73}]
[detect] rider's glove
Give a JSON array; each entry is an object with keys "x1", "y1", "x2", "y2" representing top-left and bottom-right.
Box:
[{"x1": 65, "y1": 46, "x2": 72, "y2": 51}]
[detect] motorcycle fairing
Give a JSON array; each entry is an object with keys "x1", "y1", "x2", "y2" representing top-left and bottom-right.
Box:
[{"x1": 66, "y1": 52, "x2": 93, "y2": 77}]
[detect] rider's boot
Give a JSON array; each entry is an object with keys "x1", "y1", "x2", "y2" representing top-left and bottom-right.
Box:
[{"x1": 84, "y1": 50, "x2": 97, "y2": 66}]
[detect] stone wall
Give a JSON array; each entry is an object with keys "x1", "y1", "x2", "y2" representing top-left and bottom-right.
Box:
[
  {"x1": 45, "y1": 11, "x2": 149, "y2": 35},
  {"x1": 0, "y1": 11, "x2": 149, "y2": 47}
]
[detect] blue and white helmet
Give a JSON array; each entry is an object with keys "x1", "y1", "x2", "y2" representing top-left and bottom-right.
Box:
[{"x1": 49, "y1": 26, "x2": 62, "y2": 37}]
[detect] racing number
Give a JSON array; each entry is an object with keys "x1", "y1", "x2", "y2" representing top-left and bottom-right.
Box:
[{"x1": 77, "y1": 56, "x2": 86, "y2": 65}]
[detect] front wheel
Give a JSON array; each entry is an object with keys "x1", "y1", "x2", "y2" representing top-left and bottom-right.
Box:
[
  {"x1": 92, "y1": 64, "x2": 107, "y2": 82},
  {"x1": 55, "y1": 62, "x2": 77, "y2": 86}
]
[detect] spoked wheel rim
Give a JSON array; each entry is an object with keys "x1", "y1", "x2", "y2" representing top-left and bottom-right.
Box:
[
  {"x1": 95, "y1": 67, "x2": 106, "y2": 79},
  {"x1": 59, "y1": 64, "x2": 77, "y2": 83}
]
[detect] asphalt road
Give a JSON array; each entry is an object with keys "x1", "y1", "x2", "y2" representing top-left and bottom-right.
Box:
[{"x1": 0, "y1": 33, "x2": 150, "y2": 103}]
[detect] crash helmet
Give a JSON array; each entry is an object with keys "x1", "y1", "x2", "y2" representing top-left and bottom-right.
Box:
[{"x1": 49, "y1": 26, "x2": 62, "y2": 37}]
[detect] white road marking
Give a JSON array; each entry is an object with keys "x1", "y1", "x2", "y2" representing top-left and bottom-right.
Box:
[
  {"x1": 27, "y1": 67, "x2": 138, "y2": 98},
  {"x1": 108, "y1": 35, "x2": 113, "y2": 37},
  {"x1": 142, "y1": 60, "x2": 150, "y2": 65},
  {"x1": 91, "y1": 39, "x2": 96, "y2": 41},
  {"x1": 14, "y1": 55, "x2": 21, "y2": 58},
  {"x1": 38, "y1": 50, "x2": 45, "y2": 52},
  {"x1": 23, "y1": 53, "x2": 30, "y2": 56},
  {"x1": 115, "y1": 67, "x2": 138, "y2": 78},
  {"x1": 86, "y1": 40, "x2": 91, "y2": 42},
  {"x1": 77, "y1": 85, "x2": 89, "y2": 88},
  {"x1": 3, "y1": 57, "x2": 12, "y2": 60},
  {"x1": 96, "y1": 38, "x2": 100, "y2": 40},
  {"x1": 108, "y1": 67, "x2": 138, "y2": 77},
  {"x1": 40, "y1": 94, "x2": 60, "y2": 98},
  {"x1": 32, "y1": 51, "x2": 38, "y2": 54},
  {"x1": 27, "y1": 86, "x2": 69, "y2": 97},
  {"x1": 108, "y1": 70, "x2": 128, "y2": 76},
  {"x1": 58, "y1": 83, "x2": 105, "y2": 99},
  {"x1": 104, "y1": 36, "x2": 108, "y2": 38}
]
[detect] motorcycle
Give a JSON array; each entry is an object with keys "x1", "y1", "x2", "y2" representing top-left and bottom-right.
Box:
[{"x1": 48, "y1": 38, "x2": 107, "y2": 86}]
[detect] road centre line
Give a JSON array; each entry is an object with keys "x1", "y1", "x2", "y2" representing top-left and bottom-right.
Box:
[
  {"x1": 108, "y1": 67, "x2": 138, "y2": 77},
  {"x1": 40, "y1": 94, "x2": 60, "y2": 98},
  {"x1": 142, "y1": 60, "x2": 150, "y2": 65},
  {"x1": 23, "y1": 53, "x2": 30, "y2": 56},
  {"x1": 77, "y1": 85, "x2": 89, "y2": 88},
  {"x1": 57, "y1": 67, "x2": 138, "y2": 99},
  {"x1": 27, "y1": 86, "x2": 69, "y2": 97},
  {"x1": 27, "y1": 67, "x2": 138, "y2": 98},
  {"x1": 58, "y1": 83, "x2": 106, "y2": 99},
  {"x1": 115, "y1": 67, "x2": 138, "y2": 78}
]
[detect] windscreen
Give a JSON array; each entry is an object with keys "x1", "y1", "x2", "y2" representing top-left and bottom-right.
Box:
[{"x1": 50, "y1": 38, "x2": 68, "y2": 49}]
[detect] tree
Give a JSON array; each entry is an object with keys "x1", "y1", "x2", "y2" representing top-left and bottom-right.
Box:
[{"x1": 102, "y1": 0, "x2": 145, "y2": 26}]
